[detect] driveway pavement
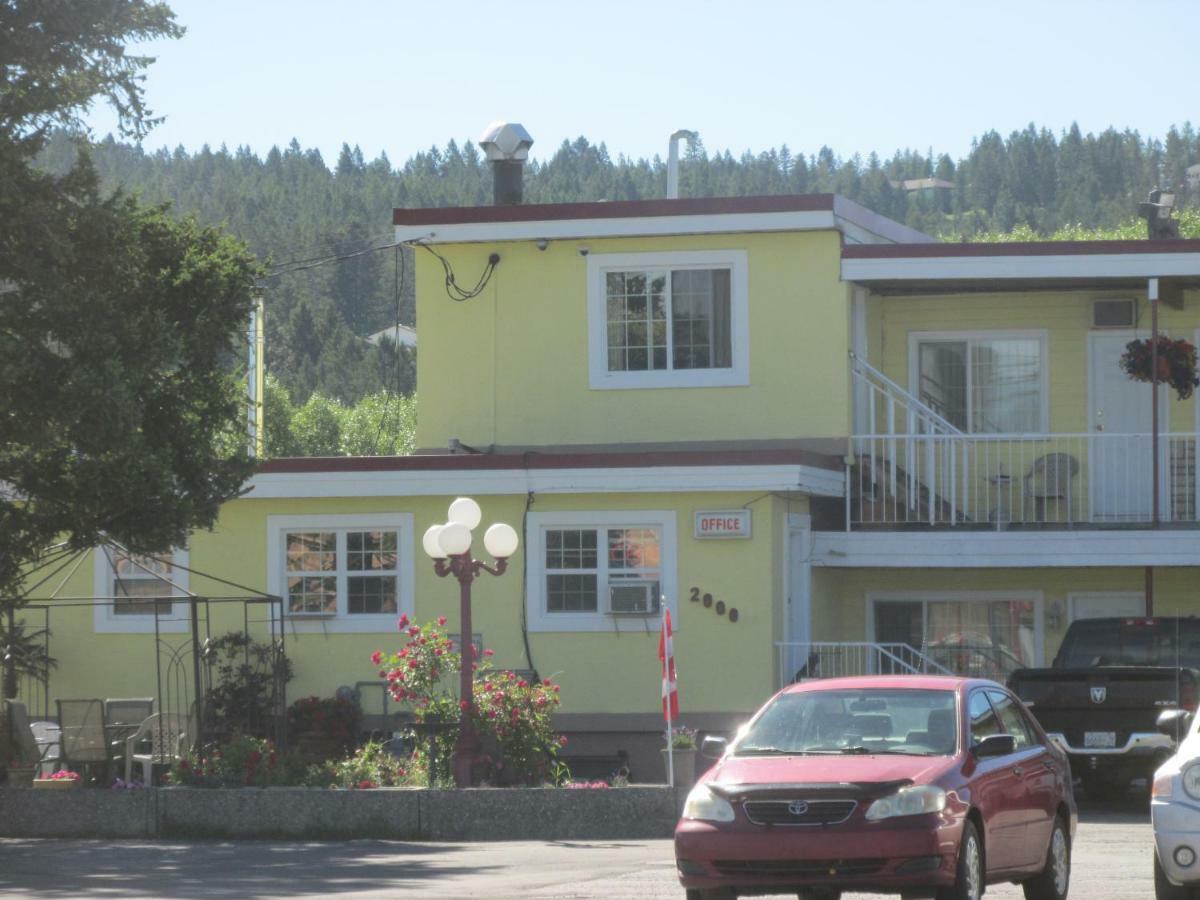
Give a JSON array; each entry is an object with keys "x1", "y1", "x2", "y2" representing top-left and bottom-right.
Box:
[{"x1": 0, "y1": 801, "x2": 1155, "y2": 898}]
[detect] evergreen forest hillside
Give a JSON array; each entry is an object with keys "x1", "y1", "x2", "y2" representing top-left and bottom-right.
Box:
[{"x1": 42, "y1": 123, "x2": 1200, "y2": 417}]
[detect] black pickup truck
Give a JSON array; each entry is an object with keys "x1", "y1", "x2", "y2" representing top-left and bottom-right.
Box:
[{"x1": 1008, "y1": 617, "x2": 1200, "y2": 797}]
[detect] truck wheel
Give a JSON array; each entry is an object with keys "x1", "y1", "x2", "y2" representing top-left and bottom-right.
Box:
[
  {"x1": 1155, "y1": 853, "x2": 1196, "y2": 900},
  {"x1": 1022, "y1": 816, "x2": 1069, "y2": 900}
]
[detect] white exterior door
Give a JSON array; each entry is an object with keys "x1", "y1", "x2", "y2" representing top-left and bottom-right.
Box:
[
  {"x1": 1069, "y1": 592, "x2": 1146, "y2": 622},
  {"x1": 1088, "y1": 332, "x2": 1166, "y2": 520},
  {"x1": 787, "y1": 518, "x2": 811, "y2": 678}
]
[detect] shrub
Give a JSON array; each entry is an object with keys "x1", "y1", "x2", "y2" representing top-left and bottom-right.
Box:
[
  {"x1": 200, "y1": 633, "x2": 293, "y2": 738},
  {"x1": 303, "y1": 740, "x2": 409, "y2": 789},
  {"x1": 374, "y1": 616, "x2": 564, "y2": 786},
  {"x1": 287, "y1": 695, "x2": 360, "y2": 753},
  {"x1": 166, "y1": 735, "x2": 292, "y2": 788}
]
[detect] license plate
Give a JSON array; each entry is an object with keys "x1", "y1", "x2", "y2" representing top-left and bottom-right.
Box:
[{"x1": 1084, "y1": 731, "x2": 1116, "y2": 748}]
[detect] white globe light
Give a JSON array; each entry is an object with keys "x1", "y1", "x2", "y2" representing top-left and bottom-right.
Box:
[
  {"x1": 422, "y1": 524, "x2": 447, "y2": 559},
  {"x1": 447, "y1": 497, "x2": 482, "y2": 530},
  {"x1": 438, "y1": 521, "x2": 473, "y2": 556},
  {"x1": 483, "y1": 523, "x2": 519, "y2": 559}
]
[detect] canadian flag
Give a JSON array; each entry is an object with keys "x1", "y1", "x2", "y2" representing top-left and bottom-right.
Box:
[{"x1": 658, "y1": 607, "x2": 679, "y2": 721}]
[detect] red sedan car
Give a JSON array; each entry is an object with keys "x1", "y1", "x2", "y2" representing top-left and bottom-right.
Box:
[{"x1": 675, "y1": 676, "x2": 1076, "y2": 900}]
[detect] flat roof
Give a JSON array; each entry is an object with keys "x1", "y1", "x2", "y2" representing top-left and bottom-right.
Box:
[
  {"x1": 842, "y1": 238, "x2": 1200, "y2": 291},
  {"x1": 393, "y1": 194, "x2": 933, "y2": 246},
  {"x1": 259, "y1": 446, "x2": 841, "y2": 474}
]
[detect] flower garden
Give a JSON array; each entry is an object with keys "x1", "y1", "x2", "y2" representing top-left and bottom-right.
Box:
[{"x1": 0, "y1": 616, "x2": 678, "y2": 841}]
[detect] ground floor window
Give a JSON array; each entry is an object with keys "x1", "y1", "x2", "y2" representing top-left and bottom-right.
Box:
[
  {"x1": 92, "y1": 547, "x2": 189, "y2": 634},
  {"x1": 871, "y1": 593, "x2": 1040, "y2": 680},
  {"x1": 266, "y1": 513, "x2": 414, "y2": 633},
  {"x1": 526, "y1": 510, "x2": 677, "y2": 632}
]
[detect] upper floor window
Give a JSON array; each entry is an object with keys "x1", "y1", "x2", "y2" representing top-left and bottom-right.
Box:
[
  {"x1": 267, "y1": 513, "x2": 414, "y2": 633},
  {"x1": 526, "y1": 510, "x2": 677, "y2": 632},
  {"x1": 587, "y1": 250, "x2": 749, "y2": 389},
  {"x1": 93, "y1": 547, "x2": 189, "y2": 634},
  {"x1": 910, "y1": 331, "x2": 1047, "y2": 433}
]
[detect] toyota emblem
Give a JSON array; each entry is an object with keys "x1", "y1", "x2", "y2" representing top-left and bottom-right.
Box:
[
  {"x1": 1090, "y1": 686, "x2": 1107, "y2": 704},
  {"x1": 787, "y1": 800, "x2": 809, "y2": 816}
]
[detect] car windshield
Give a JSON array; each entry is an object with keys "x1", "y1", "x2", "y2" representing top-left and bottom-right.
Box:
[{"x1": 733, "y1": 688, "x2": 958, "y2": 757}]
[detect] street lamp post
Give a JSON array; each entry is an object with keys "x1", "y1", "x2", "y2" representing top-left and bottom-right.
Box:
[{"x1": 422, "y1": 497, "x2": 519, "y2": 787}]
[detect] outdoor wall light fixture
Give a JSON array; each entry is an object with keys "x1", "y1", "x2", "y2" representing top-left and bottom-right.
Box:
[{"x1": 421, "y1": 497, "x2": 519, "y2": 786}]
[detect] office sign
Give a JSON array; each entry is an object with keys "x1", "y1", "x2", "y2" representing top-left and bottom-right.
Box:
[{"x1": 694, "y1": 510, "x2": 751, "y2": 539}]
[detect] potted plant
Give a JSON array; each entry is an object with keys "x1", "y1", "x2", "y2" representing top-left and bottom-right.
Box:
[
  {"x1": 663, "y1": 725, "x2": 698, "y2": 789},
  {"x1": 33, "y1": 770, "x2": 81, "y2": 790},
  {"x1": 1120, "y1": 335, "x2": 1200, "y2": 400}
]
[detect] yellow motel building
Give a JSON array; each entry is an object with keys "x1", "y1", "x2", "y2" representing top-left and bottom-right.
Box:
[{"x1": 19, "y1": 190, "x2": 1200, "y2": 779}]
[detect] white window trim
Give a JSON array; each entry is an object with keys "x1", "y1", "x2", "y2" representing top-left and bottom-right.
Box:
[
  {"x1": 267, "y1": 513, "x2": 415, "y2": 634},
  {"x1": 92, "y1": 547, "x2": 190, "y2": 634},
  {"x1": 526, "y1": 510, "x2": 677, "y2": 633},
  {"x1": 906, "y1": 329, "x2": 1050, "y2": 434},
  {"x1": 865, "y1": 590, "x2": 1044, "y2": 667},
  {"x1": 586, "y1": 249, "x2": 750, "y2": 390}
]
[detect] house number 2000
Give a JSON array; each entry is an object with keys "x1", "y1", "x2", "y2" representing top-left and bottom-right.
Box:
[{"x1": 689, "y1": 587, "x2": 739, "y2": 623}]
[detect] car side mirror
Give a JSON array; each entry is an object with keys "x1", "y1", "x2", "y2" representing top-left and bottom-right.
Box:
[
  {"x1": 972, "y1": 733, "x2": 1016, "y2": 758},
  {"x1": 1157, "y1": 709, "x2": 1193, "y2": 741},
  {"x1": 700, "y1": 735, "x2": 728, "y2": 760}
]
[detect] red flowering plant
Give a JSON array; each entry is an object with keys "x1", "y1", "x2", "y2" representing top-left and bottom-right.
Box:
[
  {"x1": 287, "y1": 696, "x2": 360, "y2": 753},
  {"x1": 472, "y1": 668, "x2": 563, "y2": 785},
  {"x1": 373, "y1": 615, "x2": 565, "y2": 786},
  {"x1": 166, "y1": 735, "x2": 281, "y2": 788},
  {"x1": 1120, "y1": 336, "x2": 1200, "y2": 400}
]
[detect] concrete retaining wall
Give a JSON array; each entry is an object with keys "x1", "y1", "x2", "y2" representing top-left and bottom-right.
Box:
[{"x1": 0, "y1": 786, "x2": 677, "y2": 841}]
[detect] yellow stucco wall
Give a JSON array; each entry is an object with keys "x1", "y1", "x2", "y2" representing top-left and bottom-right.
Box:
[
  {"x1": 21, "y1": 491, "x2": 808, "y2": 720},
  {"x1": 414, "y1": 232, "x2": 851, "y2": 450}
]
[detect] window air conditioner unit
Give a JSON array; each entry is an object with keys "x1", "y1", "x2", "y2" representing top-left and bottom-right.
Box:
[
  {"x1": 607, "y1": 581, "x2": 661, "y2": 616},
  {"x1": 1092, "y1": 299, "x2": 1135, "y2": 328}
]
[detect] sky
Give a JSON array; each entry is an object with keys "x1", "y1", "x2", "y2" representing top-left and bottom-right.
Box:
[{"x1": 86, "y1": 0, "x2": 1200, "y2": 169}]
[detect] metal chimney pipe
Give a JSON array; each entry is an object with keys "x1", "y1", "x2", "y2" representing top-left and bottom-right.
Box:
[
  {"x1": 479, "y1": 122, "x2": 534, "y2": 206},
  {"x1": 667, "y1": 129, "x2": 697, "y2": 199}
]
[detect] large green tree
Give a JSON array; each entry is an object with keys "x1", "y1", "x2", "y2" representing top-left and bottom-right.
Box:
[{"x1": 0, "y1": 1, "x2": 260, "y2": 619}]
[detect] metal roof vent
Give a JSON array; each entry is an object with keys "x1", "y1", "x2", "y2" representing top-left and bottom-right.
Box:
[{"x1": 479, "y1": 121, "x2": 533, "y2": 206}]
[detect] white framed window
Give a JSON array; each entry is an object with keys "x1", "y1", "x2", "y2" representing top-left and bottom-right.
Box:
[
  {"x1": 526, "y1": 510, "x2": 677, "y2": 632},
  {"x1": 908, "y1": 330, "x2": 1048, "y2": 433},
  {"x1": 266, "y1": 513, "x2": 414, "y2": 633},
  {"x1": 587, "y1": 250, "x2": 750, "y2": 389},
  {"x1": 92, "y1": 547, "x2": 189, "y2": 634}
]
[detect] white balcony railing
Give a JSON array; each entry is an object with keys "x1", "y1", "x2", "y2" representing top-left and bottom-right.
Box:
[{"x1": 849, "y1": 431, "x2": 1197, "y2": 528}]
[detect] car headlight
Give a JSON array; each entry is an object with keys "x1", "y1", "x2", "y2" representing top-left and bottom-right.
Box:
[
  {"x1": 1183, "y1": 765, "x2": 1200, "y2": 801},
  {"x1": 681, "y1": 783, "x2": 735, "y2": 823},
  {"x1": 865, "y1": 785, "x2": 947, "y2": 821}
]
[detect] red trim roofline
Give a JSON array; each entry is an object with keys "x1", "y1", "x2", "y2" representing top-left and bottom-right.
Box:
[
  {"x1": 843, "y1": 239, "x2": 1200, "y2": 259},
  {"x1": 257, "y1": 447, "x2": 841, "y2": 475}
]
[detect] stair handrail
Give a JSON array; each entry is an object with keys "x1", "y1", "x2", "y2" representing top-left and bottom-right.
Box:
[{"x1": 851, "y1": 352, "x2": 964, "y2": 437}]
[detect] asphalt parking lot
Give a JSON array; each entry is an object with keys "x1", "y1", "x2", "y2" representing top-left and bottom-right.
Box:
[{"x1": 0, "y1": 798, "x2": 1157, "y2": 899}]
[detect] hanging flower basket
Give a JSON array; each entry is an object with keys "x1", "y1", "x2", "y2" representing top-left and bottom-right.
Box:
[{"x1": 1120, "y1": 336, "x2": 1200, "y2": 400}]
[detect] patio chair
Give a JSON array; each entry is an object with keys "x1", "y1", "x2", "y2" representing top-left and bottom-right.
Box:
[
  {"x1": 125, "y1": 712, "x2": 192, "y2": 785},
  {"x1": 1025, "y1": 453, "x2": 1080, "y2": 523},
  {"x1": 3, "y1": 700, "x2": 54, "y2": 773},
  {"x1": 105, "y1": 698, "x2": 154, "y2": 728},
  {"x1": 29, "y1": 721, "x2": 61, "y2": 777},
  {"x1": 56, "y1": 699, "x2": 112, "y2": 784}
]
